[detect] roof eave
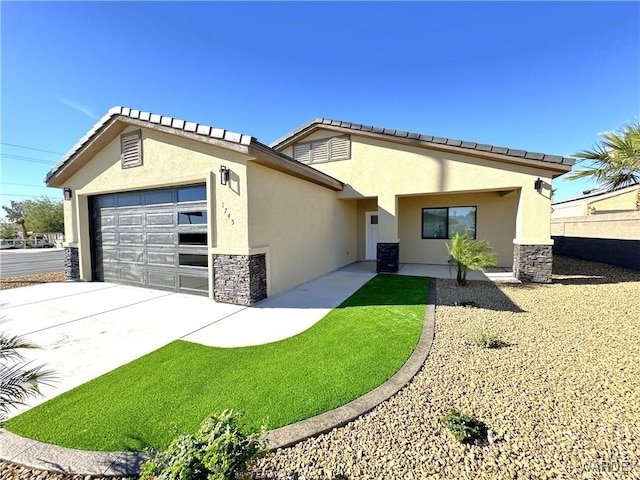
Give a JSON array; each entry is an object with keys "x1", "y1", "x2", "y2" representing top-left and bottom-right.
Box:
[
  {"x1": 46, "y1": 111, "x2": 343, "y2": 192},
  {"x1": 274, "y1": 122, "x2": 574, "y2": 176},
  {"x1": 46, "y1": 106, "x2": 256, "y2": 187},
  {"x1": 248, "y1": 142, "x2": 344, "y2": 191}
]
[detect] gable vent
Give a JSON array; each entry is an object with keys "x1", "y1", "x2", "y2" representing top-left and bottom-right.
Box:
[
  {"x1": 330, "y1": 136, "x2": 350, "y2": 160},
  {"x1": 121, "y1": 130, "x2": 143, "y2": 168},
  {"x1": 311, "y1": 140, "x2": 329, "y2": 163},
  {"x1": 293, "y1": 135, "x2": 351, "y2": 163},
  {"x1": 293, "y1": 143, "x2": 311, "y2": 163}
]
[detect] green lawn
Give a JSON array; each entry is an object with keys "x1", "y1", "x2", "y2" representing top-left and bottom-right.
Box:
[{"x1": 5, "y1": 275, "x2": 429, "y2": 452}]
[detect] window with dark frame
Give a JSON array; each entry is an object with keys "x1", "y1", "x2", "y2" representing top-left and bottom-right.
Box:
[{"x1": 421, "y1": 206, "x2": 477, "y2": 239}]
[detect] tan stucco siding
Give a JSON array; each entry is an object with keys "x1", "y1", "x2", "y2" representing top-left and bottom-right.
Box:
[
  {"x1": 589, "y1": 189, "x2": 639, "y2": 214},
  {"x1": 303, "y1": 133, "x2": 554, "y2": 244},
  {"x1": 247, "y1": 162, "x2": 357, "y2": 296},
  {"x1": 397, "y1": 192, "x2": 518, "y2": 267},
  {"x1": 62, "y1": 126, "x2": 252, "y2": 280}
]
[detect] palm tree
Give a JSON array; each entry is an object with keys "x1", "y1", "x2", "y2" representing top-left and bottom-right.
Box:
[
  {"x1": 0, "y1": 333, "x2": 55, "y2": 420},
  {"x1": 447, "y1": 234, "x2": 498, "y2": 286},
  {"x1": 567, "y1": 122, "x2": 640, "y2": 191}
]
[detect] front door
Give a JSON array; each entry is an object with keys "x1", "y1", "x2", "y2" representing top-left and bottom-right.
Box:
[{"x1": 365, "y1": 211, "x2": 379, "y2": 260}]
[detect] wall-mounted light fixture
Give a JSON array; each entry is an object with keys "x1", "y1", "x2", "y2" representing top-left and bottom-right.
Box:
[
  {"x1": 534, "y1": 178, "x2": 543, "y2": 193},
  {"x1": 220, "y1": 166, "x2": 230, "y2": 186},
  {"x1": 63, "y1": 188, "x2": 72, "y2": 200}
]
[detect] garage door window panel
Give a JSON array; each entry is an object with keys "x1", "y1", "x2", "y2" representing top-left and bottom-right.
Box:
[
  {"x1": 144, "y1": 190, "x2": 174, "y2": 205},
  {"x1": 178, "y1": 211, "x2": 207, "y2": 225},
  {"x1": 179, "y1": 253, "x2": 208, "y2": 268},
  {"x1": 179, "y1": 232, "x2": 207, "y2": 246},
  {"x1": 117, "y1": 193, "x2": 142, "y2": 207},
  {"x1": 178, "y1": 186, "x2": 206, "y2": 203}
]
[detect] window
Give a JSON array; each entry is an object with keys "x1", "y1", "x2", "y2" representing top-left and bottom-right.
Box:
[
  {"x1": 121, "y1": 130, "x2": 142, "y2": 168},
  {"x1": 178, "y1": 211, "x2": 207, "y2": 225},
  {"x1": 422, "y1": 206, "x2": 477, "y2": 239},
  {"x1": 179, "y1": 253, "x2": 208, "y2": 267},
  {"x1": 293, "y1": 136, "x2": 350, "y2": 163},
  {"x1": 177, "y1": 185, "x2": 206, "y2": 202},
  {"x1": 178, "y1": 232, "x2": 207, "y2": 246}
]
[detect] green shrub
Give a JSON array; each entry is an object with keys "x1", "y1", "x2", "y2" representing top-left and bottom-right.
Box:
[
  {"x1": 139, "y1": 409, "x2": 267, "y2": 480},
  {"x1": 441, "y1": 408, "x2": 488, "y2": 443},
  {"x1": 470, "y1": 328, "x2": 499, "y2": 349},
  {"x1": 446, "y1": 233, "x2": 498, "y2": 286}
]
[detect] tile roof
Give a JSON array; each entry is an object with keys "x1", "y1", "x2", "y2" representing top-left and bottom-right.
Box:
[
  {"x1": 551, "y1": 182, "x2": 640, "y2": 205},
  {"x1": 46, "y1": 106, "x2": 255, "y2": 182},
  {"x1": 271, "y1": 117, "x2": 576, "y2": 167}
]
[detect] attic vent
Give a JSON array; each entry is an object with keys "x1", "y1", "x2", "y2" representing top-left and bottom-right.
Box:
[
  {"x1": 293, "y1": 143, "x2": 311, "y2": 163},
  {"x1": 293, "y1": 135, "x2": 351, "y2": 164},
  {"x1": 121, "y1": 130, "x2": 142, "y2": 169}
]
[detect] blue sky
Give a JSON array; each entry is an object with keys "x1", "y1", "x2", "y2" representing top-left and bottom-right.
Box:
[{"x1": 1, "y1": 1, "x2": 639, "y2": 215}]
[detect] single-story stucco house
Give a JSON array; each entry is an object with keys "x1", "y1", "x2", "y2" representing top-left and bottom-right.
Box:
[{"x1": 46, "y1": 107, "x2": 575, "y2": 305}]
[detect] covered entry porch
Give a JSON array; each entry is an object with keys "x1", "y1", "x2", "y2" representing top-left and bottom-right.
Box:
[{"x1": 353, "y1": 187, "x2": 552, "y2": 283}]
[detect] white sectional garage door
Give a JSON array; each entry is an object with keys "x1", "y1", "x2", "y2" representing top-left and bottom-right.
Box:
[{"x1": 90, "y1": 185, "x2": 209, "y2": 295}]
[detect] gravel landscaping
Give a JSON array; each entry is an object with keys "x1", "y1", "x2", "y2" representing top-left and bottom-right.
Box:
[
  {"x1": 2, "y1": 256, "x2": 639, "y2": 479},
  {"x1": 252, "y1": 256, "x2": 640, "y2": 479},
  {"x1": 0, "y1": 272, "x2": 66, "y2": 290}
]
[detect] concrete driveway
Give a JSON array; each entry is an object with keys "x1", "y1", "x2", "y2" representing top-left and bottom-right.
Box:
[{"x1": 0, "y1": 268, "x2": 375, "y2": 418}]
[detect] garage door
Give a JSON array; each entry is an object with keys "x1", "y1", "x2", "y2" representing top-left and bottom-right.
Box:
[{"x1": 90, "y1": 185, "x2": 209, "y2": 295}]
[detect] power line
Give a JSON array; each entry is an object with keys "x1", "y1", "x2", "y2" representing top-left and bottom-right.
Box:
[
  {"x1": 1, "y1": 154, "x2": 58, "y2": 165},
  {"x1": 1, "y1": 142, "x2": 65, "y2": 156},
  {"x1": 1, "y1": 182, "x2": 51, "y2": 188},
  {"x1": 0, "y1": 193, "x2": 60, "y2": 199}
]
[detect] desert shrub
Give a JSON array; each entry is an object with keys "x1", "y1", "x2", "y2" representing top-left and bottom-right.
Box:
[
  {"x1": 139, "y1": 409, "x2": 267, "y2": 480},
  {"x1": 441, "y1": 408, "x2": 488, "y2": 443},
  {"x1": 470, "y1": 328, "x2": 500, "y2": 349}
]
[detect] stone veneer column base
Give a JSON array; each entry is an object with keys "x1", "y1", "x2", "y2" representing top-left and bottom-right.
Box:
[
  {"x1": 64, "y1": 246, "x2": 80, "y2": 280},
  {"x1": 377, "y1": 242, "x2": 399, "y2": 273},
  {"x1": 514, "y1": 244, "x2": 552, "y2": 283},
  {"x1": 212, "y1": 253, "x2": 267, "y2": 305}
]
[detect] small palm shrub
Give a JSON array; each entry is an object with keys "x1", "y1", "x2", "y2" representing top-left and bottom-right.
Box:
[
  {"x1": 446, "y1": 234, "x2": 498, "y2": 286},
  {"x1": 140, "y1": 409, "x2": 267, "y2": 480},
  {"x1": 441, "y1": 408, "x2": 488, "y2": 443},
  {"x1": 0, "y1": 333, "x2": 55, "y2": 421}
]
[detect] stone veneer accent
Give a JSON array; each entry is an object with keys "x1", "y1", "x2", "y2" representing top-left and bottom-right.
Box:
[
  {"x1": 64, "y1": 246, "x2": 80, "y2": 280},
  {"x1": 377, "y1": 242, "x2": 399, "y2": 273},
  {"x1": 213, "y1": 253, "x2": 267, "y2": 305},
  {"x1": 513, "y1": 244, "x2": 553, "y2": 283}
]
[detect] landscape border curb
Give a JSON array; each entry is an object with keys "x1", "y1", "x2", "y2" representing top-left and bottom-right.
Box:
[{"x1": 0, "y1": 278, "x2": 437, "y2": 477}]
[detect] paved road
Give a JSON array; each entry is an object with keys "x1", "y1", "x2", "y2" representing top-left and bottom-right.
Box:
[{"x1": 0, "y1": 248, "x2": 64, "y2": 278}]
